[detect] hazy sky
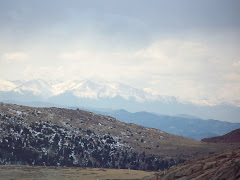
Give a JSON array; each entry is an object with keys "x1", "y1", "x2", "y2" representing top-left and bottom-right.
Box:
[{"x1": 0, "y1": 0, "x2": 240, "y2": 105}]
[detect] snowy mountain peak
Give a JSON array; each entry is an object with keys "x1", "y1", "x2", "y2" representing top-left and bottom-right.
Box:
[
  {"x1": 53, "y1": 80, "x2": 80, "y2": 94},
  {"x1": 0, "y1": 79, "x2": 17, "y2": 91},
  {"x1": 13, "y1": 79, "x2": 57, "y2": 97},
  {"x1": 0, "y1": 79, "x2": 180, "y2": 103},
  {"x1": 64, "y1": 80, "x2": 143, "y2": 101}
]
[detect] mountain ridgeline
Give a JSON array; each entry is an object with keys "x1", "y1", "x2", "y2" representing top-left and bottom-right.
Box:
[
  {"x1": 0, "y1": 79, "x2": 240, "y2": 122},
  {"x1": 0, "y1": 102, "x2": 232, "y2": 171},
  {"x1": 88, "y1": 109, "x2": 240, "y2": 140}
]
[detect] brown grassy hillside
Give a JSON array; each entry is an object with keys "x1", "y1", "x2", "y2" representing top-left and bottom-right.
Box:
[
  {"x1": 202, "y1": 128, "x2": 240, "y2": 143},
  {"x1": 0, "y1": 102, "x2": 236, "y2": 170}
]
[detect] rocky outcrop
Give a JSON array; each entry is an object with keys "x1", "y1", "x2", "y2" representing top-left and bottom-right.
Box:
[{"x1": 148, "y1": 148, "x2": 240, "y2": 180}]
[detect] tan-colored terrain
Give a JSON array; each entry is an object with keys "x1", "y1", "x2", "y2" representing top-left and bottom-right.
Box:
[{"x1": 0, "y1": 165, "x2": 155, "y2": 180}]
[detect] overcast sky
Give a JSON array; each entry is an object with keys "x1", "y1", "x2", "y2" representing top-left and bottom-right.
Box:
[{"x1": 0, "y1": 0, "x2": 240, "y2": 105}]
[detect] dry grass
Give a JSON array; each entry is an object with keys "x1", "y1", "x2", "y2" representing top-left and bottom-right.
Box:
[{"x1": 0, "y1": 165, "x2": 155, "y2": 180}]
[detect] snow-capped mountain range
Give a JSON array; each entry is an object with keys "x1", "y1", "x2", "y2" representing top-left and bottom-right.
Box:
[
  {"x1": 0, "y1": 79, "x2": 240, "y2": 122},
  {"x1": 0, "y1": 79, "x2": 178, "y2": 103}
]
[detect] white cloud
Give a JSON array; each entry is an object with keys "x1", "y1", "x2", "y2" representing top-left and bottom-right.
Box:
[
  {"x1": 127, "y1": 39, "x2": 240, "y2": 105},
  {"x1": 59, "y1": 51, "x2": 92, "y2": 60},
  {"x1": 233, "y1": 61, "x2": 240, "y2": 67},
  {"x1": 23, "y1": 65, "x2": 66, "y2": 80},
  {"x1": 134, "y1": 40, "x2": 209, "y2": 60},
  {"x1": 2, "y1": 52, "x2": 29, "y2": 63},
  {"x1": 54, "y1": 39, "x2": 240, "y2": 105}
]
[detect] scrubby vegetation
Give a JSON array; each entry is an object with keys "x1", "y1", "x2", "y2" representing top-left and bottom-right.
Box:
[{"x1": 0, "y1": 112, "x2": 181, "y2": 171}]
